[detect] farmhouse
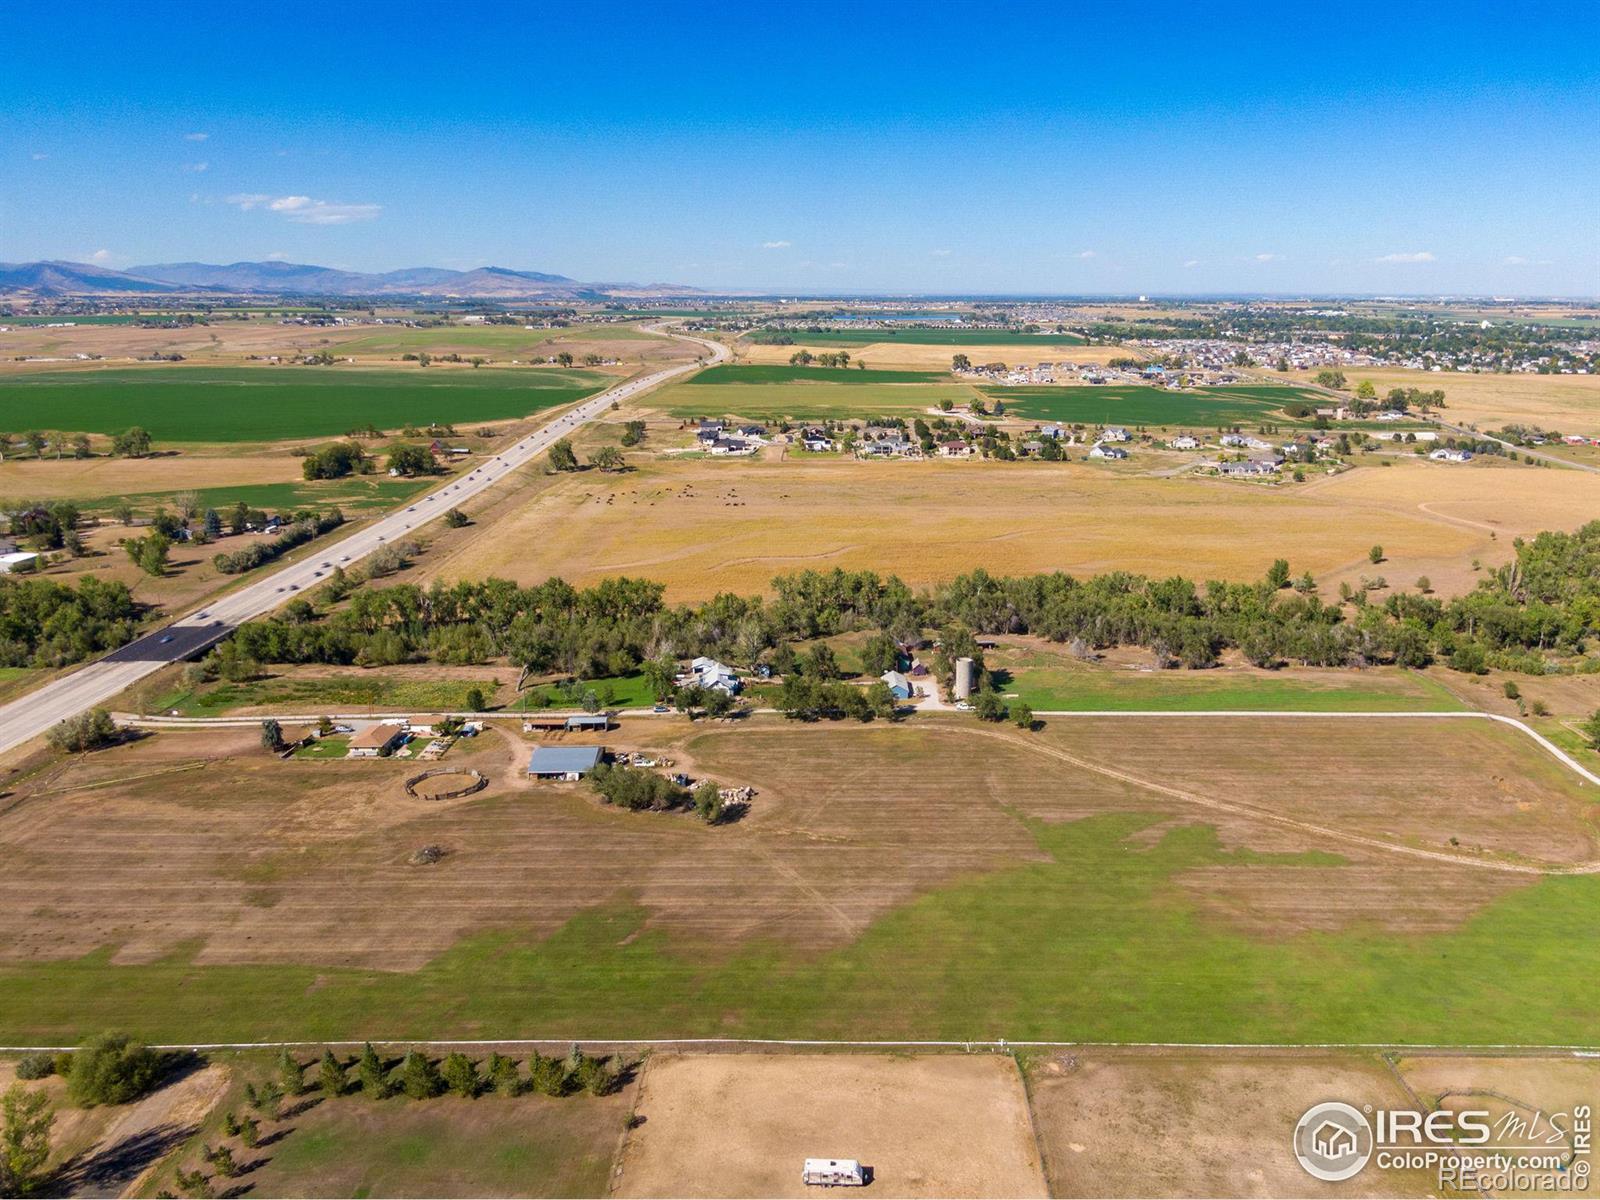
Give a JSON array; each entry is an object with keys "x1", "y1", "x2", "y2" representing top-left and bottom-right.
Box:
[
  {"x1": 1099, "y1": 426, "x2": 1130, "y2": 442},
  {"x1": 941, "y1": 440, "x2": 973, "y2": 457},
  {"x1": 526, "y1": 745, "x2": 605, "y2": 781},
  {"x1": 1169, "y1": 435, "x2": 1201, "y2": 450},
  {"x1": 346, "y1": 722, "x2": 406, "y2": 758},
  {"x1": 1089, "y1": 444, "x2": 1128, "y2": 460},
  {"x1": 880, "y1": 670, "x2": 913, "y2": 700},
  {"x1": 800, "y1": 428, "x2": 835, "y2": 452},
  {"x1": 1430, "y1": 447, "x2": 1474, "y2": 462},
  {"x1": 688, "y1": 655, "x2": 741, "y2": 694},
  {"x1": 710, "y1": 436, "x2": 756, "y2": 456}
]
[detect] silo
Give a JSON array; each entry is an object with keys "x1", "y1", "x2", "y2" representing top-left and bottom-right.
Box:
[{"x1": 953, "y1": 656, "x2": 976, "y2": 700}]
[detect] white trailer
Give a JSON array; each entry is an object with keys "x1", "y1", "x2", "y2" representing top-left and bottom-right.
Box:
[{"x1": 802, "y1": 1158, "x2": 866, "y2": 1187}]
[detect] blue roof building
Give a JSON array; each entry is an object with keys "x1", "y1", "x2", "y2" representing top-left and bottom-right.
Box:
[{"x1": 527, "y1": 745, "x2": 604, "y2": 779}]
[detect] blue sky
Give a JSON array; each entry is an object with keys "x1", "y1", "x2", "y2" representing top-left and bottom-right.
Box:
[{"x1": 2, "y1": 1, "x2": 1597, "y2": 295}]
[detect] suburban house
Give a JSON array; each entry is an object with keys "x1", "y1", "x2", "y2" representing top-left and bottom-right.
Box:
[
  {"x1": 1169, "y1": 435, "x2": 1201, "y2": 450},
  {"x1": 688, "y1": 655, "x2": 741, "y2": 694},
  {"x1": 346, "y1": 722, "x2": 407, "y2": 758},
  {"x1": 1220, "y1": 433, "x2": 1250, "y2": 448},
  {"x1": 1089, "y1": 444, "x2": 1128, "y2": 460},
  {"x1": 709, "y1": 436, "x2": 756, "y2": 456},
  {"x1": 941, "y1": 440, "x2": 973, "y2": 457},
  {"x1": 526, "y1": 745, "x2": 605, "y2": 781},
  {"x1": 800, "y1": 428, "x2": 834, "y2": 452},
  {"x1": 695, "y1": 419, "x2": 726, "y2": 444},
  {"x1": 1430, "y1": 447, "x2": 1474, "y2": 462},
  {"x1": 736, "y1": 424, "x2": 767, "y2": 438},
  {"x1": 1218, "y1": 458, "x2": 1281, "y2": 477},
  {"x1": 1099, "y1": 426, "x2": 1130, "y2": 442},
  {"x1": 1040, "y1": 424, "x2": 1065, "y2": 440},
  {"x1": 880, "y1": 670, "x2": 913, "y2": 700}
]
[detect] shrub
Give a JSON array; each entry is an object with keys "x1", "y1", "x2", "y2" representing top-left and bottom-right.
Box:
[
  {"x1": 528, "y1": 1052, "x2": 567, "y2": 1097},
  {"x1": 15, "y1": 1053, "x2": 54, "y2": 1080},
  {"x1": 396, "y1": 1051, "x2": 444, "y2": 1100},
  {"x1": 357, "y1": 1043, "x2": 390, "y2": 1099},
  {"x1": 212, "y1": 510, "x2": 344, "y2": 575},
  {"x1": 67, "y1": 1033, "x2": 161, "y2": 1107},
  {"x1": 318, "y1": 1050, "x2": 346, "y2": 1098},
  {"x1": 487, "y1": 1053, "x2": 521, "y2": 1096},
  {"x1": 47, "y1": 709, "x2": 118, "y2": 754},
  {"x1": 440, "y1": 1053, "x2": 479, "y2": 1098}
]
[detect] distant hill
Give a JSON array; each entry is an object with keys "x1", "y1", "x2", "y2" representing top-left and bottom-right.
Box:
[
  {"x1": 0, "y1": 259, "x2": 699, "y2": 299},
  {"x1": 0, "y1": 260, "x2": 187, "y2": 296}
]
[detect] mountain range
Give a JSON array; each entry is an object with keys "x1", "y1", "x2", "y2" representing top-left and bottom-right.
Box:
[{"x1": 0, "y1": 260, "x2": 701, "y2": 299}]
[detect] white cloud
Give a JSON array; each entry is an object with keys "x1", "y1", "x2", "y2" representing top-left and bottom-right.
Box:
[
  {"x1": 227, "y1": 193, "x2": 381, "y2": 224},
  {"x1": 184, "y1": 161, "x2": 208, "y2": 173},
  {"x1": 1375, "y1": 251, "x2": 1436, "y2": 263},
  {"x1": 1183, "y1": 259, "x2": 1202, "y2": 268},
  {"x1": 265, "y1": 250, "x2": 288, "y2": 261},
  {"x1": 184, "y1": 131, "x2": 209, "y2": 141},
  {"x1": 761, "y1": 239, "x2": 791, "y2": 249},
  {"x1": 30, "y1": 152, "x2": 48, "y2": 161},
  {"x1": 90, "y1": 249, "x2": 115, "y2": 264},
  {"x1": 1076, "y1": 249, "x2": 1097, "y2": 259},
  {"x1": 1253, "y1": 252, "x2": 1283, "y2": 262},
  {"x1": 1503, "y1": 255, "x2": 1530, "y2": 265},
  {"x1": 930, "y1": 248, "x2": 951, "y2": 257}
]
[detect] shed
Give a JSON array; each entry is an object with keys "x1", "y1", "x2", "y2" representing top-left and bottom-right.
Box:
[
  {"x1": 0, "y1": 551, "x2": 41, "y2": 573},
  {"x1": 564, "y1": 714, "x2": 611, "y2": 731},
  {"x1": 880, "y1": 670, "x2": 912, "y2": 700},
  {"x1": 802, "y1": 1159, "x2": 866, "y2": 1187},
  {"x1": 527, "y1": 745, "x2": 604, "y2": 780}
]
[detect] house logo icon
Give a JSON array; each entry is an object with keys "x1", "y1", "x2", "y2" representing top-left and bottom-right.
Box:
[{"x1": 1294, "y1": 1102, "x2": 1374, "y2": 1182}]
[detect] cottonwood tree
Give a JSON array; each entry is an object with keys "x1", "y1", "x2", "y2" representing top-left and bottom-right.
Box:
[
  {"x1": 548, "y1": 439, "x2": 578, "y2": 471},
  {"x1": 1, "y1": 1083, "x2": 54, "y2": 1198}
]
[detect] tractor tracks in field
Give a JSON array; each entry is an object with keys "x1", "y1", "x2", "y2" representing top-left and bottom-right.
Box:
[{"x1": 959, "y1": 722, "x2": 1600, "y2": 878}]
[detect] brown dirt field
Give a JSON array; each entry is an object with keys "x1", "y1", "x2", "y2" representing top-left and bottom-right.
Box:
[
  {"x1": 0, "y1": 717, "x2": 1586, "y2": 974},
  {"x1": 422, "y1": 455, "x2": 1564, "y2": 602},
  {"x1": 1026, "y1": 1051, "x2": 1433, "y2": 1198},
  {"x1": 615, "y1": 1052, "x2": 1046, "y2": 1198},
  {"x1": 0, "y1": 452, "x2": 303, "y2": 501},
  {"x1": 1268, "y1": 366, "x2": 1600, "y2": 433}
]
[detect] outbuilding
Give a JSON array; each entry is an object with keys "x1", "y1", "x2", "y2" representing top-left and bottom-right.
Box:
[
  {"x1": 880, "y1": 670, "x2": 913, "y2": 700},
  {"x1": 527, "y1": 745, "x2": 605, "y2": 780},
  {"x1": 346, "y1": 722, "x2": 406, "y2": 758}
]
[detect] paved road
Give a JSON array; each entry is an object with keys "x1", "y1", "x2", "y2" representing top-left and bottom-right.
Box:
[
  {"x1": 0, "y1": 326, "x2": 727, "y2": 756},
  {"x1": 1436, "y1": 421, "x2": 1600, "y2": 474}
]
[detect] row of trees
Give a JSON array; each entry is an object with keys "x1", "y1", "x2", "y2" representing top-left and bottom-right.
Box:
[
  {"x1": 0, "y1": 427, "x2": 150, "y2": 462},
  {"x1": 212, "y1": 510, "x2": 345, "y2": 575},
  {"x1": 210, "y1": 522, "x2": 1600, "y2": 687}
]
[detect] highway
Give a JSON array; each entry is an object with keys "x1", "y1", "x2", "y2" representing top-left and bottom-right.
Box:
[{"x1": 0, "y1": 325, "x2": 727, "y2": 757}]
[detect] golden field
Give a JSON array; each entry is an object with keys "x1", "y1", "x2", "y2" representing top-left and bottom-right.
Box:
[
  {"x1": 738, "y1": 339, "x2": 1135, "y2": 370},
  {"x1": 422, "y1": 453, "x2": 1598, "y2": 601},
  {"x1": 1271, "y1": 365, "x2": 1600, "y2": 432}
]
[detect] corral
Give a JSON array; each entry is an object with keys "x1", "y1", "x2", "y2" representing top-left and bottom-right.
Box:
[
  {"x1": 0, "y1": 716, "x2": 1595, "y2": 1044},
  {"x1": 614, "y1": 1053, "x2": 1047, "y2": 1198}
]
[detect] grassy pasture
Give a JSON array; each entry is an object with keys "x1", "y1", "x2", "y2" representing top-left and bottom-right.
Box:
[
  {"x1": 995, "y1": 647, "x2": 1465, "y2": 712},
  {"x1": 652, "y1": 379, "x2": 978, "y2": 420},
  {"x1": 427, "y1": 455, "x2": 1506, "y2": 601},
  {"x1": 691, "y1": 363, "x2": 948, "y2": 384},
  {"x1": 987, "y1": 383, "x2": 1330, "y2": 426},
  {"x1": 154, "y1": 672, "x2": 502, "y2": 717},
  {"x1": 0, "y1": 366, "x2": 607, "y2": 441},
  {"x1": 0, "y1": 720, "x2": 1595, "y2": 1044}
]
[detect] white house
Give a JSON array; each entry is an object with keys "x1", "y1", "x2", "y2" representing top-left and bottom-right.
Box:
[
  {"x1": 1376, "y1": 409, "x2": 1406, "y2": 421},
  {"x1": 1169, "y1": 435, "x2": 1200, "y2": 450},
  {"x1": 1429, "y1": 447, "x2": 1473, "y2": 462},
  {"x1": 1089, "y1": 444, "x2": 1129, "y2": 460},
  {"x1": 688, "y1": 655, "x2": 741, "y2": 694},
  {"x1": 1219, "y1": 433, "x2": 1250, "y2": 448},
  {"x1": 0, "y1": 551, "x2": 41, "y2": 573},
  {"x1": 1100, "y1": 426, "x2": 1130, "y2": 442}
]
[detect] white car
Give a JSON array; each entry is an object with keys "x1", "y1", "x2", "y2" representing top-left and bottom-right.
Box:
[{"x1": 955, "y1": 701, "x2": 973, "y2": 711}]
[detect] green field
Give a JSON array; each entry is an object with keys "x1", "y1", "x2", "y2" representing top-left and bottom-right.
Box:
[
  {"x1": 987, "y1": 384, "x2": 1330, "y2": 426},
  {"x1": 153, "y1": 673, "x2": 501, "y2": 717},
  {"x1": 2, "y1": 808, "x2": 1596, "y2": 1045},
  {"x1": 998, "y1": 653, "x2": 1466, "y2": 713},
  {"x1": 758, "y1": 328, "x2": 1088, "y2": 347},
  {"x1": 88, "y1": 476, "x2": 431, "y2": 517},
  {"x1": 511, "y1": 672, "x2": 657, "y2": 710},
  {"x1": 0, "y1": 366, "x2": 608, "y2": 441},
  {"x1": 657, "y1": 375, "x2": 978, "y2": 420},
  {"x1": 693, "y1": 364, "x2": 948, "y2": 385}
]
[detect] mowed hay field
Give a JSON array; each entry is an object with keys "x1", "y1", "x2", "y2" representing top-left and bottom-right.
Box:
[
  {"x1": 424, "y1": 455, "x2": 1591, "y2": 601},
  {"x1": 1, "y1": 717, "x2": 1597, "y2": 1044},
  {"x1": 616, "y1": 1054, "x2": 1046, "y2": 1199},
  {"x1": 0, "y1": 365, "x2": 609, "y2": 441},
  {"x1": 1270, "y1": 366, "x2": 1600, "y2": 433},
  {"x1": 0, "y1": 450, "x2": 304, "y2": 501},
  {"x1": 738, "y1": 339, "x2": 1127, "y2": 371}
]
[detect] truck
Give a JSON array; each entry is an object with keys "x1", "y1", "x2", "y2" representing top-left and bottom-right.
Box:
[{"x1": 802, "y1": 1158, "x2": 866, "y2": 1187}]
